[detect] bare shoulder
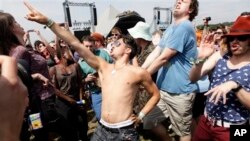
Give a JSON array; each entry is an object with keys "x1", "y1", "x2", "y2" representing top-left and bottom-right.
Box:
[
  {"x1": 95, "y1": 56, "x2": 110, "y2": 71},
  {"x1": 96, "y1": 56, "x2": 109, "y2": 65},
  {"x1": 129, "y1": 65, "x2": 151, "y2": 78}
]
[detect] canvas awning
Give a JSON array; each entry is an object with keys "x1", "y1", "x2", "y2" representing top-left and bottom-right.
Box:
[{"x1": 95, "y1": 5, "x2": 120, "y2": 36}]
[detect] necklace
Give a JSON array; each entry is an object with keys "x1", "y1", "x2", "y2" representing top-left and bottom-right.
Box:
[
  {"x1": 111, "y1": 63, "x2": 127, "y2": 75},
  {"x1": 111, "y1": 69, "x2": 116, "y2": 75}
]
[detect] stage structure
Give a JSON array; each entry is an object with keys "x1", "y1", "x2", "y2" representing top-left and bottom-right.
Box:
[
  {"x1": 153, "y1": 7, "x2": 172, "y2": 31},
  {"x1": 63, "y1": 0, "x2": 97, "y2": 40}
]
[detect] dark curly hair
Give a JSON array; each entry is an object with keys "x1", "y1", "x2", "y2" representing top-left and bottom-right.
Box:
[{"x1": 120, "y1": 35, "x2": 138, "y2": 60}]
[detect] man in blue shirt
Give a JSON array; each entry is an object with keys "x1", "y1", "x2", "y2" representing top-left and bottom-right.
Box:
[{"x1": 142, "y1": 0, "x2": 199, "y2": 141}]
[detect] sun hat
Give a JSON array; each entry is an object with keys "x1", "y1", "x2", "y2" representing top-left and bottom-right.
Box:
[
  {"x1": 224, "y1": 15, "x2": 250, "y2": 36},
  {"x1": 127, "y1": 21, "x2": 152, "y2": 41}
]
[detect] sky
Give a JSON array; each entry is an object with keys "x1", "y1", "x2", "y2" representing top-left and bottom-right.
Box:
[{"x1": 0, "y1": 0, "x2": 249, "y2": 42}]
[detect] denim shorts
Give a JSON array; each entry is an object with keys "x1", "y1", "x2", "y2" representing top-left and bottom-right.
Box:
[{"x1": 91, "y1": 122, "x2": 139, "y2": 141}]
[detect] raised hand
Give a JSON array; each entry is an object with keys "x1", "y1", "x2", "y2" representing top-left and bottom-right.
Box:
[
  {"x1": 24, "y1": 0, "x2": 49, "y2": 25},
  {"x1": 24, "y1": 0, "x2": 100, "y2": 72},
  {"x1": 198, "y1": 33, "x2": 216, "y2": 59},
  {"x1": 23, "y1": 31, "x2": 30, "y2": 43}
]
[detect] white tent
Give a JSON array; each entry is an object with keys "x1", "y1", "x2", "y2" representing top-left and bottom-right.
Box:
[{"x1": 95, "y1": 5, "x2": 120, "y2": 36}]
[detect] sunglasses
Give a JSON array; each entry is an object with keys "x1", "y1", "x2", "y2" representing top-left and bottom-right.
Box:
[
  {"x1": 227, "y1": 36, "x2": 249, "y2": 42},
  {"x1": 111, "y1": 41, "x2": 121, "y2": 47},
  {"x1": 112, "y1": 33, "x2": 119, "y2": 36}
]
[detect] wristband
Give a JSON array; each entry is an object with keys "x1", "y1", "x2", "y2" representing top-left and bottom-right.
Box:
[
  {"x1": 232, "y1": 85, "x2": 242, "y2": 93},
  {"x1": 190, "y1": 58, "x2": 207, "y2": 65},
  {"x1": 138, "y1": 112, "x2": 145, "y2": 121},
  {"x1": 46, "y1": 19, "x2": 55, "y2": 28}
]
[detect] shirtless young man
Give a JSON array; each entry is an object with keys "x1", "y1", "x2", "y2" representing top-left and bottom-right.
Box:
[{"x1": 24, "y1": 1, "x2": 160, "y2": 140}]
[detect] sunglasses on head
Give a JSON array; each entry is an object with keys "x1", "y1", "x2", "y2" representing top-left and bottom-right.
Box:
[{"x1": 227, "y1": 36, "x2": 249, "y2": 42}]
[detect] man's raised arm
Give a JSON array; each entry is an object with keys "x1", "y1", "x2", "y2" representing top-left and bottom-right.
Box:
[{"x1": 23, "y1": 0, "x2": 100, "y2": 70}]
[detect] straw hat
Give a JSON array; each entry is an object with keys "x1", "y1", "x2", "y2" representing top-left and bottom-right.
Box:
[
  {"x1": 224, "y1": 16, "x2": 250, "y2": 36},
  {"x1": 128, "y1": 21, "x2": 152, "y2": 41}
]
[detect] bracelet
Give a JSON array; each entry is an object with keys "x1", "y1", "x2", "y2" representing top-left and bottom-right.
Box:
[
  {"x1": 138, "y1": 112, "x2": 145, "y2": 121},
  {"x1": 190, "y1": 58, "x2": 207, "y2": 65},
  {"x1": 46, "y1": 19, "x2": 55, "y2": 28}
]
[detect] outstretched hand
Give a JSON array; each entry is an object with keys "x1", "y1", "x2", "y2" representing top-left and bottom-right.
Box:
[
  {"x1": 204, "y1": 81, "x2": 238, "y2": 104},
  {"x1": 24, "y1": 0, "x2": 48, "y2": 24}
]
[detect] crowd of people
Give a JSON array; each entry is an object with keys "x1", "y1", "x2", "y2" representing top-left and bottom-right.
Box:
[{"x1": 0, "y1": 0, "x2": 250, "y2": 141}]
